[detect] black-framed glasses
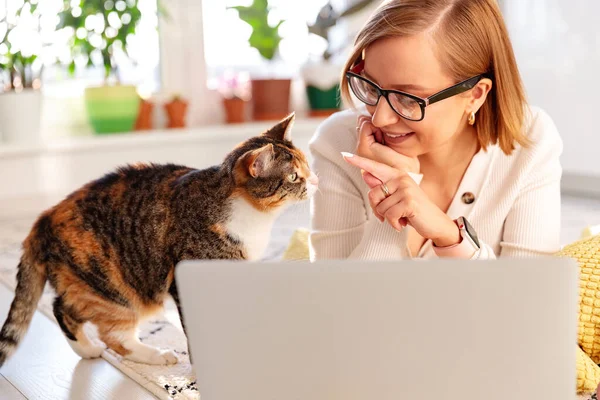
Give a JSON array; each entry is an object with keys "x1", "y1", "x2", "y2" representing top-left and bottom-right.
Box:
[{"x1": 346, "y1": 61, "x2": 491, "y2": 122}]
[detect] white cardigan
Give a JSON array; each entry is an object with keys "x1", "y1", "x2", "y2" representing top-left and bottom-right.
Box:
[{"x1": 308, "y1": 105, "x2": 563, "y2": 260}]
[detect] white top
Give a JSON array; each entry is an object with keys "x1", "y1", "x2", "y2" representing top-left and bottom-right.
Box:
[{"x1": 308, "y1": 105, "x2": 563, "y2": 260}]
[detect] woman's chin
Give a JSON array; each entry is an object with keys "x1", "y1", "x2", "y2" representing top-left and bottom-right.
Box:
[{"x1": 383, "y1": 141, "x2": 421, "y2": 158}]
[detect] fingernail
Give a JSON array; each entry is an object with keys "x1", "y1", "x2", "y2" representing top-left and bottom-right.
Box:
[{"x1": 341, "y1": 152, "x2": 354, "y2": 158}]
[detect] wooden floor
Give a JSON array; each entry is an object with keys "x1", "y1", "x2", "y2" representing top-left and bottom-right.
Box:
[{"x1": 0, "y1": 284, "x2": 157, "y2": 400}]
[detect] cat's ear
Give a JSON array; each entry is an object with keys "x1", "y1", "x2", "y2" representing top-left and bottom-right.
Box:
[
  {"x1": 246, "y1": 144, "x2": 275, "y2": 178},
  {"x1": 262, "y1": 112, "x2": 295, "y2": 142}
]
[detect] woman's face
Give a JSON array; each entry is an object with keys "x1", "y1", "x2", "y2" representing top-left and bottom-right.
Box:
[{"x1": 362, "y1": 33, "x2": 489, "y2": 157}]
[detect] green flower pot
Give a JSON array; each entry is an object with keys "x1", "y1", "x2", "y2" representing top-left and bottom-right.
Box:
[
  {"x1": 84, "y1": 85, "x2": 141, "y2": 134},
  {"x1": 306, "y1": 84, "x2": 341, "y2": 110}
]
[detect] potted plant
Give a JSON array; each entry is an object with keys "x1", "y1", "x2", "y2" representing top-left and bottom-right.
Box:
[
  {"x1": 229, "y1": 0, "x2": 290, "y2": 121},
  {"x1": 217, "y1": 70, "x2": 250, "y2": 124},
  {"x1": 303, "y1": 0, "x2": 376, "y2": 116},
  {"x1": 0, "y1": 1, "x2": 44, "y2": 144},
  {"x1": 164, "y1": 94, "x2": 188, "y2": 128},
  {"x1": 134, "y1": 98, "x2": 154, "y2": 131},
  {"x1": 56, "y1": 0, "x2": 146, "y2": 134}
]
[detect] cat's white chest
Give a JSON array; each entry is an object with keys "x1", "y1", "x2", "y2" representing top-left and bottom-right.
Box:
[{"x1": 225, "y1": 197, "x2": 278, "y2": 261}]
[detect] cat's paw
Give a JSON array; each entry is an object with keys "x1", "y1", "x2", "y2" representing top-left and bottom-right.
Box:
[
  {"x1": 124, "y1": 345, "x2": 179, "y2": 365},
  {"x1": 150, "y1": 349, "x2": 179, "y2": 365},
  {"x1": 68, "y1": 339, "x2": 107, "y2": 359}
]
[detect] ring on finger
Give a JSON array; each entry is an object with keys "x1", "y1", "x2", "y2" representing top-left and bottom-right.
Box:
[{"x1": 381, "y1": 182, "x2": 391, "y2": 198}]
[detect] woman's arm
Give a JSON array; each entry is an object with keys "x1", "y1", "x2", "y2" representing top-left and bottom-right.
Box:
[{"x1": 308, "y1": 118, "x2": 412, "y2": 261}]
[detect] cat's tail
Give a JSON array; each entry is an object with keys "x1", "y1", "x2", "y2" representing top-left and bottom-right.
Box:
[{"x1": 0, "y1": 254, "x2": 46, "y2": 368}]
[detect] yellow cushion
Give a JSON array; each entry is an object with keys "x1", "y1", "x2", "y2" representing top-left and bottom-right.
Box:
[
  {"x1": 577, "y1": 345, "x2": 600, "y2": 394},
  {"x1": 282, "y1": 228, "x2": 600, "y2": 394},
  {"x1": 282, "y1": 228, "x2": 310, "y2": 261},
  {"x1": 556, "y1": 233, "x2": 600, "y2": 394}
]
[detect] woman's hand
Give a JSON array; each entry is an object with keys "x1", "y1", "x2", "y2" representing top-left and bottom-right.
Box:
[
  {"x1": 355, "y1": 115, "x2": 420, "y2": 180},
  {"x1": 342, "y1": 152, "x2": 460, "y2": 247}
]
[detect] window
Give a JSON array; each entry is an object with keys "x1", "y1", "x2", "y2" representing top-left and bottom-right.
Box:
[
  {"x1": 1, "y1": 0, "x2": 161, "y2": 95},
  {"x1": 0, "y1": 0, "x2": 161, "y2": 137},
  {"x1": 201, "y1": 0, "x2": 331, "y2": 88}
]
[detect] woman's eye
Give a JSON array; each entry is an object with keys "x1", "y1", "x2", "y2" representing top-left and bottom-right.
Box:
[{"x1": 288, "y1": 173, "x2": 298, "y2": 182}]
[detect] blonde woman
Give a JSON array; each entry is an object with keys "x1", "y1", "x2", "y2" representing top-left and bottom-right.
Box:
[{"x1": 309, "y1": 0, "x2": 562, "y2": 260}]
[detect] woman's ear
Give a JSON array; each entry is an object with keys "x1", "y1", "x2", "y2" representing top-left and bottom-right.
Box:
[{"x1": 468, "y1": 78, "x2": 493, "y2": 113}]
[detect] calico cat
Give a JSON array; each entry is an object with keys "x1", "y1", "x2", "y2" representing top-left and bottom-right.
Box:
[{"x1": 0, "y1": 113, "x2": 317, "y2": 366}]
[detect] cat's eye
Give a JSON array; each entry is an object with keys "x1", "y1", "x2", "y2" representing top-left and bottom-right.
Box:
[{"x1": 288, "y1": 173, "x2": 298, "y2": 182}]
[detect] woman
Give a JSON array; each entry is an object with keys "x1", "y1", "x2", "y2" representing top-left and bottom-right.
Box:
[{"x1": 309, "y1": 0, "x2": 562, "y2": 260}]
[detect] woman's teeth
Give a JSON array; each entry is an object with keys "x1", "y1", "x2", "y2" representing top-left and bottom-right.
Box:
[{"x1": 385, "y1": 132, "x2": 413, "y2": 138}]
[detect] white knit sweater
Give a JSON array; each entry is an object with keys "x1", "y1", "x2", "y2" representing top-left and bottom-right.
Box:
[{"x1": 308, "y1": 105, "x2": 563, "y2": 260}]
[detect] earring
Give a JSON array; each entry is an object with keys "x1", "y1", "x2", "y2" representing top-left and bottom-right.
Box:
[{"x1": 468, "y1": 111, "x2": 476, "y2": 126}]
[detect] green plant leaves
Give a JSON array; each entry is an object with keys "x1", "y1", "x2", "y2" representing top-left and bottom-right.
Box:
[
  {"x1": 229, "y1": 0, "x2": 284, "y2": 61},
  {"x1": 57, "y1": 0, "x2": 145, "y2": 80}
]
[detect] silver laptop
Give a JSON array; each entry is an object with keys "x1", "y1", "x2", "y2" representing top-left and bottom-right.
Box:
[{"x1": 175, "y1": 258, "x2": 578, "y2": 400}]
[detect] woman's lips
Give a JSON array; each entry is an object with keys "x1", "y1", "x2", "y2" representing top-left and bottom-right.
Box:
[{"x1": 383, "y1": 131, "x2": 415, "y2": 145}]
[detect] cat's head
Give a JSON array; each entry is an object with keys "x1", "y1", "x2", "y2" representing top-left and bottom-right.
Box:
[{"x1": 227, "y1": 113, "x2": 318, "y2": 212}]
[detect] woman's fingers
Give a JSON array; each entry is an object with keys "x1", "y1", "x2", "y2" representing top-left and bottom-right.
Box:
[
  {"x1": 364, "y1": 175, "x2": 417, "y2": 229},
  {"x1": 355, "y1": 117, "x2": 420, "y2": 174},
  {"x1": 342, "y1": 152, "x2": 400, "y2": 183},
  {"x1": 361, "y1": 171, "x2": 382, "y2": 189},
  {"x1": 384, "y1": 203, "x2": 413, "y2": 231}
]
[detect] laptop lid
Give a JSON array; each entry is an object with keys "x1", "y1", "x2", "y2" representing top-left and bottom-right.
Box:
[{"x1": 176, "y1": 258, "x2": 578, "y2": 400}]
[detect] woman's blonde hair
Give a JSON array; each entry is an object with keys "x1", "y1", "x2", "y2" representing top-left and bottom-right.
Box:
[{"x1": 341, "y1": 0, "x2": 529, "y2": 154}]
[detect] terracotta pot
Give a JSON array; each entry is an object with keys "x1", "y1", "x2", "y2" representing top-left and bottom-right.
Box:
[
  {"x1": 250, "y1": 78, "x2": 291, "y2": 121},
  {"x1": 308, "y1": 108, "x2": 339, "y2": 118},
  {"x1": 223, "y1": 97, "x2": 247, "y2": 124},
  {"x1": 165, "y1": 97, "x2": 189, "y2": 128},
  {"x1": 134, "y1": 99, "x2": 154, "y2": 131}
]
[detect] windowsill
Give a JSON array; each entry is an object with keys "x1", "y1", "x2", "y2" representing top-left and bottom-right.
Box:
[{"x1": 0, "y1": 117, "x2": 327, "y2": 160}]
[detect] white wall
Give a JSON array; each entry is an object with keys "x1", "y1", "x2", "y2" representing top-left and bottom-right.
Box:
[{"x1": 501, "y1": 0, "x2": 600, "y2": 177}]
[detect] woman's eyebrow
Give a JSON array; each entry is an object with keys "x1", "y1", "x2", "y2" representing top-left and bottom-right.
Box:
[{"x1": 363, "y1": 69, "x2": 429, "y2": 92}]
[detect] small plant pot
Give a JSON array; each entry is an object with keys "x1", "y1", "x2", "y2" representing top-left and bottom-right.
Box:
[
  {"x1": 84, "y1": 84, "x2": 141, "y2": 134},
  {"x1": 250, "y1": 78, "x2": 291, "y2": 121},
  {"x1": 165, "y1": 97, "x2": 189, "y2": 128},
  {"x1": 306, "y1": 83, "x2": 341, "y2": 117},
  {"x1": 223, "y1": 97, "x2": 247, "y2": 124},
  {"x1": 134, "y1": 99, "x2": 154, "y2": 131},
  {"x1": 0, "y1": 89, "x2": 42, "y2": 144},
  {"x1": 301, "y1": 59, "x2": 342, "y2": 117}
]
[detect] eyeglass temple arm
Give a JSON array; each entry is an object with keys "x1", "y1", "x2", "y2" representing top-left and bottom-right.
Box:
[
  {"x1": 426, "y1": 75, "x2": 486, "y2": 106},
  {"x1": 350, "y1": 60, "x2": 365, "y2": 74}
]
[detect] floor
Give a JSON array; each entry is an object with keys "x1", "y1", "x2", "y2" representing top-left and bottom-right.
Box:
[{"x1": 0, "y1": 194, "x2": 598, "y2": 399}]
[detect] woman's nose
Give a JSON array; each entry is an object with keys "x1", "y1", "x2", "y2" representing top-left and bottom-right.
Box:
[{"x1": 371, "y1": 97, "x2": 401, "y2": 128}]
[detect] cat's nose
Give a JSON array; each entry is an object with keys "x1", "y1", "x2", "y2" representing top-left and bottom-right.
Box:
[{"x1": 308, "y1": 172, "x2": 319, "y2": 186}]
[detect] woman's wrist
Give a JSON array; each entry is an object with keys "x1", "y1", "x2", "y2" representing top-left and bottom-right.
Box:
[
  {"x1": 432, "y1": 217, "x2": 479, "y2": 259},
  {"x1": 432, "y1": 218, "x2": 461, "y2": 247}
]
